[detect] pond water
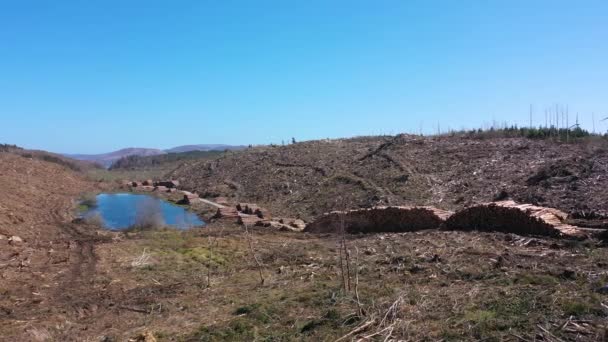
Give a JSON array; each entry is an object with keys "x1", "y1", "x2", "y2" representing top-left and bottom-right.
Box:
[{"x1": 84, "y1": 193, "x2": 204, "y2": 230}]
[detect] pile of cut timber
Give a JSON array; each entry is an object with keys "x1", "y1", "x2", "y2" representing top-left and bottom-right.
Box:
[
  {"x1": 236, "y1": 215, "x2": 306, "y2": 232},
  {"x1": 179, "y1": 191, "x2": 199, "y2": 205},
  {"x1": 213, "y1": 207, "x2": 239, "y2": 219},
  {"x1": 277, "y1": 218, "x2": 306, "y2": 231},
  {"x1": 304, "y1": 206, "x2": 452, "y2": 234},
  {"x1": 142, "y1": 179, "x2": 154, "y2": 186},
  {"x1": 154, "y1": 180, "x2": 180, "y2": 188},
  {"x1": 237, "y1": 215, "x2": 266, "y2": 226},
  {"x1": 214, "y1": 197, "x2": 230, "y2": 206},
  {"x1": 445, "y1": 200, "x2": 586, "y2": 238},
  {"x1": 235, "y1": 203, "x2": 268, "y2": 218},
  {"x1": 236, "y1": 203, "x2": 270, "y2": 218}
]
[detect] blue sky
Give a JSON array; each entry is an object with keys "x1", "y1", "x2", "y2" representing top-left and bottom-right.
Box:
[{"x1": 1, "y1": 1, "x2": 607, "y2": 153}]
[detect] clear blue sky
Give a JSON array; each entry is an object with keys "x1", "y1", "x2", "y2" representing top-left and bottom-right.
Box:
[{"x1": 1, "y1": 1, "x2": 607, "y2": 153}]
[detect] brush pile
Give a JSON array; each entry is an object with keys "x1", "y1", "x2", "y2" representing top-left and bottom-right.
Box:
[{"x1": 304, "y1": 206, "x2": 452, "y2": 234}]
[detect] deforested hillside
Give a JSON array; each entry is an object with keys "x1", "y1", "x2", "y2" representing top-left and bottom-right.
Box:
[
  {"x1": 0, "y1": 152, "x2": 93, "y2": 239},
  {"x1": 109, "y1": 150, "x2": 224, "y2": 170},
  {"x1": 167, "y1": 134, "x2": 608, "y2": 220},
  {"x1": 0, "y1": 143, "x2": 103, "y2": 171}
]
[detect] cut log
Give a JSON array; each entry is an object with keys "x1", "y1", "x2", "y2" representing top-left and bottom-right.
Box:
[
  {"x1": 153, "y1": 185, "x2": 168, "y2": 192},
  {"x1": 304, "y1": 206, "x2": 452, "y2": 234},
  {"x1": 254, "y1": 207, "x2": 270, "y2": 219},
  {"x1": 142, "y1": 179, "x2": 154, "y2": 186},
  {"x1": 237, "y1": 215, "x2": 266, "y2": 226},
  {"x1": 444, "y1": 200, "x2": 586, "y2": 238},
  {"x1": 236, "y1": 203, "x2": 259, "y2": 215},
  {"x1": 154, "y1": 180, "x2": 180, "y2": 188}
]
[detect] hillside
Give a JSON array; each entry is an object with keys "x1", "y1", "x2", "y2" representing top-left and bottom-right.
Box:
[
  {"x1": 109, "y1": 150, "x2": 224, "y2": 170},
  {"x1": 66, "y1": 147, "x2": 165, "y2": 168},
  {"x1": 0, "y1": 152, "x2": 93, "y2": 239},
  {"x1": 67, "y1": 145, "x2": 247, "y2": 168},
  {"x1": 1, "y1": 144, "x2": 102, "y2": 171},
  {"x1": 168, "y1": 134, "x2": 608, "y2": 221},
  {"x1": 165, "y1": 144, "x2": 246, "y2": 153}
]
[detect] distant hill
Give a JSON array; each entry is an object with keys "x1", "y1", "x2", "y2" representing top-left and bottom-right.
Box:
[
  {"x1": 1, "y1": 143, "x2": 102, "y2": 172},
  {"x1": 66, "y1": 145, "x2": 246, "y2": 168},
  {"x1": 65, "y1": 148, "x2": 165, "y2": 168},
  {"x1": 109, "y1": 150, "x2": 225, "y2": 170},
  {"x1": 165, "y1": 144, "x2": 246, "y2": 153}
]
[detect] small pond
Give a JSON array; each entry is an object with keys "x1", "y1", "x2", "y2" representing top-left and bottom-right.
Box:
[{"x1": 84, "y1": 193, "x2": 205, "y2": 230}]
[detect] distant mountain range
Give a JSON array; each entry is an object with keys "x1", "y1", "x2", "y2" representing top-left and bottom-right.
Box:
[
  {"x1": 165, "y1": 144, "x2": 246, "y2": 153},
  {"x1": 64, "y1": 144, "x2": 246, "y2": 168}
]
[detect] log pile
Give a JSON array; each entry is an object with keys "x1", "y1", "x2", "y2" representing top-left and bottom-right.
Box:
[
  {"x1": 236, "y1": 203, "x2": 270, "y2": 218},
  {"x1": 304, "y1": 206, "x2": 452, "y2": 234},
  {"x1": 153, "y1": 185, "x2": 169, "y2": 192},
  {"x1": 277, "y1": 218, "x2": 306, "y2": 231},
  {"x1": 213, "y1": 207, "x2": 239, "y2": 219},
  {"x1": 178, "y1": 191, "x2": 199, "y2": 205},
  {"x1": 154, "y1": 180, "x2": 180, "y2": 188},
  {"x1": 237, "y1": 215, "x2": 266, "y2": 226},
  {"x1": 139, "y1": 185, "x2": 154, "y2": 192},
  {"x1": 444, "y1": 200, "x2": 586, "y2": 238},
  {"x1": 235, "y1": 215, "x2": 305, "y2": 231},
  {"x1": 142, "y1": 179, "x2": 154, "y2": 186},
  {"x1": 214, "y1": 197, "x2": 230, "y2": 206}
]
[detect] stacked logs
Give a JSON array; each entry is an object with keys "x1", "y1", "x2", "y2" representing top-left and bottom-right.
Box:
[
  {"x1": 444, "y1": 200, "x2": 585, "y2": 238},
  {"x1": 304, "y1": 206, "x2": 453, "y2": 234},
  {"x1": 154, "y1": 180, "x2": 180, "y2": 188},
  {"x1": 213, "y1": 207, "x2": 239, "y2": 219},
  {"x1": 178, "y1": 191, "x2": 199, "y2": 205},
  {"x1": 236, "y1": 203, "x2": 270, "y2": 218}
]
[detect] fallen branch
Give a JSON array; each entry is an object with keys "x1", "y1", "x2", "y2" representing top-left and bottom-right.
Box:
[
  {"x1": 118, "y1": 305, "x2": 150, "y2": 314},
  {"x1": 334, "y1": 319, "x2": 376, "y2": 342}
]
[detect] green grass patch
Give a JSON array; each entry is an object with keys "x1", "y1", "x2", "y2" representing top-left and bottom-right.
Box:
[{"x1": 516, "y1": 273, "x2": 559, "y2": 286}]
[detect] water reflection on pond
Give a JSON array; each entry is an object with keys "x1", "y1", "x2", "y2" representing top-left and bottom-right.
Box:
[{"x1": 84, "y1": 193, "x2": 204, "y2": 230}]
